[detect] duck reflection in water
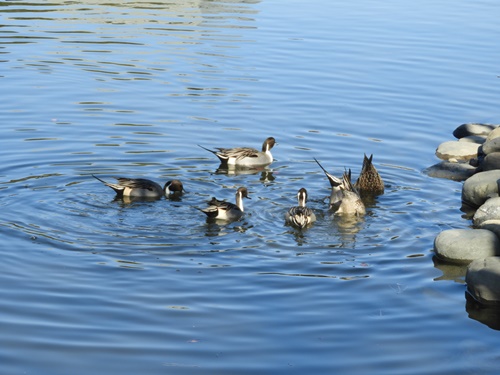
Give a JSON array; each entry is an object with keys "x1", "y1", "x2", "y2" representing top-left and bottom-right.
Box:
[{"x1": 214, "y1": 165, "x2": 275, "y2": 182}]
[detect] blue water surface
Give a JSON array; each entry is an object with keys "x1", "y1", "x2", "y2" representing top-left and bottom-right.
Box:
[{"x1": 1, "y1": 0, "x2": 500, "y2": 374}]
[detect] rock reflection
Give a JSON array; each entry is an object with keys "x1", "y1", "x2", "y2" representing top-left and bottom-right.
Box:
[
  {"x1": 465, "y1": 292, "x2": 500, "y2": 330},
  {"x1": 432, "y1": 256, "x2": 467, "y2": 283}
]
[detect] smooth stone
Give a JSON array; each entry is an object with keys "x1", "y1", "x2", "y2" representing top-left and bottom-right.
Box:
[
  {"x1": 458, "y1": 135, "x2": 487, "y2": 144},
  {"x1": 466, "y1": 257, "x2": 500, "y2": 305},
  {"x1": 486, "y1": 126, "x2": 500, "y2": 141},
  {"x1": 477, "y1": 220, "x2": 500, "y2": 238},
  {"x1": 435, "y1": 141, "x2": 479, "y2": 162},
  {"x1": 461, "y1": 170, "x2": 500, "y2": 209},
  {"x1": 473, "y1": 197, "x2": 500, "y2": 226},
  {"x1": 424, "y1": 161, "x2": 476, "y2": 181},
  {"x1": 453, "y1": 123, "x2": 497, "y2": 139},
  {"x1": 481, "y1": 152, "x2": 500, "y2": 171},
  {"x1": 434, "y1": 229, "x2": 500, "y2": 264},
  {"x1": 482, "y1": 137, "x2": 500, "y2": 155}
]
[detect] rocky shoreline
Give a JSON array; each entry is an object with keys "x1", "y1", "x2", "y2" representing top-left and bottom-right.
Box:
[{"x1": 427, "y1": 123, "x2": 500, "y2": 306}]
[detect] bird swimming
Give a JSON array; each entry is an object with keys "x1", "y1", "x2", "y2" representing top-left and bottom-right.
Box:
[
  {"x1": 285, "y1": 187, "x2": 316, "y2": 229},
  {"x1": 200, "y1": 187, "x2": 250, "y2": 221},
  {"x1": 92, "y1": 175, "x2": 184, "y2": 199},
  {"x1": 198, "y1": 137, "x2": 276, "y2": 167}
]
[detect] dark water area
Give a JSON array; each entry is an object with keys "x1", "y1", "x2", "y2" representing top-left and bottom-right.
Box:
[{"x1": 2, "y1": 1, "x2": 500, "y2": 374}]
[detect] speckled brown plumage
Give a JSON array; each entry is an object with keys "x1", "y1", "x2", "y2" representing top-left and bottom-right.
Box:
[{"x1": 354, "y1": 154, "x2": 384, "y2": 196}]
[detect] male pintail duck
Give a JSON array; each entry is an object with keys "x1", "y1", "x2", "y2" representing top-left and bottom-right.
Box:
[
  {"x1": 198, "y1": 137, "x2": 276, "y2": 167},
  {"x1": 332, "y1": 170, "x2": 366, "y2": 216},
  {"x1": 285, "y1": 188, "x2": 316, "y2": 229},
  {"x1": 314, "y1": 157, "x2": 346, "y2": 209},
  {"x1": 354, "y1": 154, "x2": 384, "y2": 196},
  {"x1": 201, "y1": 187, "x2": 250, "y2": 221},
  {"x1": 314, "y1": 159, "x2": 365, "y2": 216},
  {"x1": 92, "y1": 175, "x2": 184, "y2": 199}
]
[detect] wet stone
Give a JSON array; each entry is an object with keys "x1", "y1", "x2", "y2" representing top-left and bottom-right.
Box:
[
  {"x1": 482, "y1": 137, "x2": 500, "y2": 155},
  {"x1": 485, "y1": 126, "x2": 500, "y2": 142},
  {"x1": 435, "y1": 141, "x2": 479, "y2": 162},
  {"x1": 424, "y1": 161, "x2": 476, "y2": 181},
  {"x1": 476, "y1": 220, "x2": 500, "y2": 239},
  {"x1": 473, "y1": 197, "x2": 500, "y2": 227},
  {"x1": 458, "y1": 135, "x2": 487, "y2": 144},
  {"x1": 434, "y1": 228, "x2": 500, "y2": 264},
  {"x1": 466, "y1": 257, "x2": 500, "y2": 305},
  {"x1": 461, "y1": 170, "x2": 500, "y2": 210},
  {"x1": 453, "y1": 123, "x2": 497, "y2": 139},
  {"x1": 480, "y1": 152, "x2": 500, "y2": 171}
]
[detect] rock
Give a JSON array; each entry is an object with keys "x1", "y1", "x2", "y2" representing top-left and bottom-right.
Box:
[
  {"x1": 458, "y1": 135, "x2": 487, "y2": 144},
  {"x1": 486, "y1": 126, "x2": 500, "y2": 141},
  {"x1": 435, "y1": 141, "x2": 479, "y2": 162},
  {"x1": 473, "y1": 197, "x2": 500, "y2": 226},
  {"x1": 434, "y1": 229, "x2": 500, "y2": 264},
  {"x1": 461, "y1": 170, "x2": 500, "y2": 209},
  {"x1": 453, "y1": 123, "x2": 497, "y2": 139},
  {"x1": 466, "y1": 257, "x2": 500, "y2": 305},
  {"x1": 477, "y1": 220, "x2": 500, "y2": 238},
  {"x1": 482, "y1": 137, "x2": 500, "y2": 155},
  {"x1": 480, "y1": 152, "x2": 500, "y2": 171},
  {"x1": 424, "y1": 161, "x2": 476, "y2": 181}
]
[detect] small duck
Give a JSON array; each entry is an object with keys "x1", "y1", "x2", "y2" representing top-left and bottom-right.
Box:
[
  {"x1": 201, "y1": 187, "x2": 250, "y2": 221},
  {"x1": 198, "y1": 137, "x2": 276, "y2": 167},
  {"x1": 92, "y1": 175, "x2": 184, "y2": 199},
  {"x1": 285, "y1": 188, "x2": 316, "y2": 229},
  {"x1": 354, "y1": 154, "x2": 384, "y2": 196},
  {"x1": 332, "y1": 170, "x2": 366, "y2": 216}
]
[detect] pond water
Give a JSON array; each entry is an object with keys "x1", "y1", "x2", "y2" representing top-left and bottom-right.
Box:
[{"x1": 2, "y1": 0, "x2": 500, "y2": 374}]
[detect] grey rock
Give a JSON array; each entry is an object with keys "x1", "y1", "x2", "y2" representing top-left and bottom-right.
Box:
[
  {"x1": 486, "y1": 126, "x2": 500, "y2": 141},
  {"x1": 434, "y1": 229, "x2": 500, "y2": 264},
  {"x1": 435, "y1": 141, "x2": 479, "y2": 162},
  {"x1": 477, "y1": 220, "x2": 500, "y2": 238},
  {"x1": 481, "y1": 152, "x2": 500, "y2": 171},
  {"x1": 482, "y1": 137, "x2": 500, "y2": 155},
  {"x1": 473, "y1": 197, "x2": 500, "y2": 226},
  {"x1": 453, "y1": 123, "x2": 497, "y2": 139},
  {"x1": 466, "y1": 257, "x2": 500, "y2": 305},
  {"x1": 458, "y1": 135, "x2": 487, "y2": 144},
  {"x1": 461, "y1": 170, "x2": 500, "y2": 209},
  {"x1": 424, "y1": 161, "x2": 476, "y2": 181}
]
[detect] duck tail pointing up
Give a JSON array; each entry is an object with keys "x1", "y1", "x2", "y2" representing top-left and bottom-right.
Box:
[
  {"x1": 91, "y1": 174, "x2": 108, "y2": 185},
  {"x1": 197, "y1": 144, "x2": 217, "y2": 154}
]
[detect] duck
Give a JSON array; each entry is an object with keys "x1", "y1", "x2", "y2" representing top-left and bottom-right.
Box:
[
  {"x1": 314, "y1": 158, "x2": 365, "y2": 216},
  {"x1": 331, "y1": 169, "x2": 366, "y2": 216},
  {"x1": 314, "y1": 157, "x2": 345, "y2": 209},
  {"x1": 285, "y1": 188, "x2": 316, "y2": 229},
  {"x1": 201, "y1": 187, "x2": 250, "y2": 221},
  {"x1": 92, "y1": 175, "x2": 184, "y2": 199},
  {"x1": 198, "y1": 137, "x2": 276, "y2": 167},
  {"x1": 354, "y1": 154, "x2": 384, "y2": 196},
  {"x1": 164, "y1": 179, "x2": 186, "y2": 199}
]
